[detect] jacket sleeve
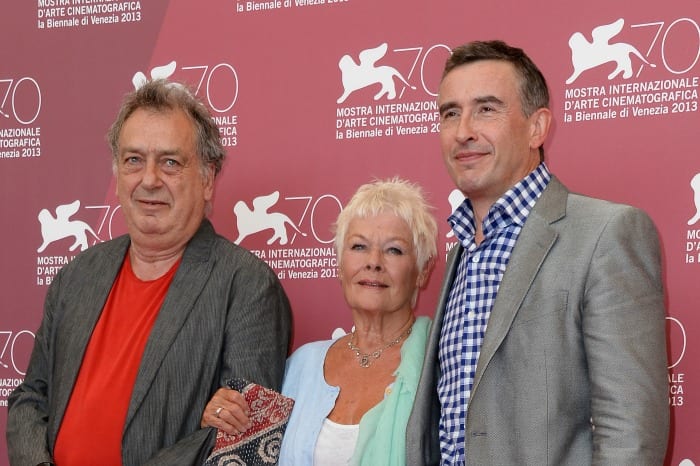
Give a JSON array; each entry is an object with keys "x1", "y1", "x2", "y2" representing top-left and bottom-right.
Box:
[
  {"x1": 218, "y1": 256, "x2": 292, "y2": 391},
  {"x1": 584, "y1": 206, "x2": 669, "y2": 464},
  {"x1": 6, "y1": 273, "x2": 62, "y2": 466},
  {"x1": 143, "y1": 250, "x2": 292, "y2": 466}
]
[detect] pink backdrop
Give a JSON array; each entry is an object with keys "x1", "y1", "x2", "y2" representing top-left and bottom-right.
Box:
[{"x1": 1, "y1": 1, "x2": 697, "y2": 463}]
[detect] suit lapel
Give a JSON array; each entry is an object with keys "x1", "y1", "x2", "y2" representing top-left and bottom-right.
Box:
[
  {"x1": 430, "y1": 245, "x2": 462, "y2": 346},
  {"x1": 424, "y1": 244, "x2": 463, "y2": 381},
  {"x1": 50, "y1": 236, "x2": 130, "y2": 439},
  {"x1": 470, "y1": 177, "x2": 568, "y2": 397},
  {"x1": 124, "y1": 220, "x2": 216, "y2": 426}
]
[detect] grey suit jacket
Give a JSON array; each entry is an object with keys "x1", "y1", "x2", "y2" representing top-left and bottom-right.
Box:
[
  {"x1": 407, "y1": 177, "x2": 669, "y2": 466},
  {"x1": 7, "y1": 219, "x2": 292, "y2": 466}
]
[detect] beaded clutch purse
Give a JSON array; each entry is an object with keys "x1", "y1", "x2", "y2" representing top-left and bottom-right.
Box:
[{"x1": 203, "y1": 378, "x2": 295, "y2": 466}]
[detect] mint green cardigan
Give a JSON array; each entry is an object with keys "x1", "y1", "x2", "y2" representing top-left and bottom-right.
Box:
[{"x1": 351, "y1": 316, "x2": 431, "y2": 466}]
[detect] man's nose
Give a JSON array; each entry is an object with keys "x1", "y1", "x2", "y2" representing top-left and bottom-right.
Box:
[
  {"x1": 141, "y1": 160, "x2": 163, "y2": 186},
  {"x1": 455, "y1": 115, "x2": 476, "y2": 143}
]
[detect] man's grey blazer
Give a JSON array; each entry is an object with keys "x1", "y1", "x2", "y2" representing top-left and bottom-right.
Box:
[
  {"x1": 407, "y1": 176, "x2": 669, "y2": 466},
  {"x1": 7, "y1": 219, "x2": 292, "y2": 466}
]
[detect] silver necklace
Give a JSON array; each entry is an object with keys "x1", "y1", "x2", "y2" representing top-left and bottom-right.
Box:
[{"x1": 347, "y1": 322, "x2": 413, "y2": 368}]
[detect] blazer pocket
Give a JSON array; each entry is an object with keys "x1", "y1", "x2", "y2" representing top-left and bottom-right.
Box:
[{"x1": 510, "y1": 289, "x2": 569, "y2": 326}]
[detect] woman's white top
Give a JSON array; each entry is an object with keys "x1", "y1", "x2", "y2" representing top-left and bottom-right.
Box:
[{"x1": 312, "y1": 417, "x2": 360, "y2": 465}]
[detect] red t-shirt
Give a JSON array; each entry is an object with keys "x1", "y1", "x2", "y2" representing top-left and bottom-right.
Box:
[{"x1": 53, "y1": 254, "x2": 180, "y2": 465}]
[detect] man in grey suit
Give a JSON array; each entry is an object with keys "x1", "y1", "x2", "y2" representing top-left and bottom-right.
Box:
[
  {"x1": 407, "y1": 40, "x2": 669, "y2": 465},
  {"x1": 7, "y1": 80, "x2": 292, "y2": 466}
]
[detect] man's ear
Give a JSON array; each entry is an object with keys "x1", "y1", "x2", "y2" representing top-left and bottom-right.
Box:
[
  {"x1": 202, "y1": 163, "x2": 216, "y2": 201},
  {"x1": 529, "y1": 107, "x2": 552, "y2": 151}
]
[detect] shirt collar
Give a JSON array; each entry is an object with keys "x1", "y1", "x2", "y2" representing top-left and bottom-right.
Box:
[{"x1": 448, "y1": 163, "x2": 551, "y2": 245}]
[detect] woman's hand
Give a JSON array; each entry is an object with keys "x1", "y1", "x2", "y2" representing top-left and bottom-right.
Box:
[{"x1": 201, "y1": 387, "x2": 251, "y2": 435}]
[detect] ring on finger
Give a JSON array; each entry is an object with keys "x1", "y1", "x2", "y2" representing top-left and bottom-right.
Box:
[{"x1": 215, "y1": 407, "x2": 223, "y2": 418}]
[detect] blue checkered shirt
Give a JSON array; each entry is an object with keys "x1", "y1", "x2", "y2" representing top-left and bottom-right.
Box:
[{"x1": 437, "y1": 163, "x2": 551, "y2": 466}]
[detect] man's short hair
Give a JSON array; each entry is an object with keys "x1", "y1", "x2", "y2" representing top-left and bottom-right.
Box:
[
  {"x1": 443, "y1": 40, "x2": 550, "y2": 117},
  {"x1": 107, "y1": 80, "x2": 226, "y2": 177}
]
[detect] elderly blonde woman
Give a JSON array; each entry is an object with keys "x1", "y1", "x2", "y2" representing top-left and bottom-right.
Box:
[{"x1": 202, "y1": 177, "x2": 438, "y2": 465}]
